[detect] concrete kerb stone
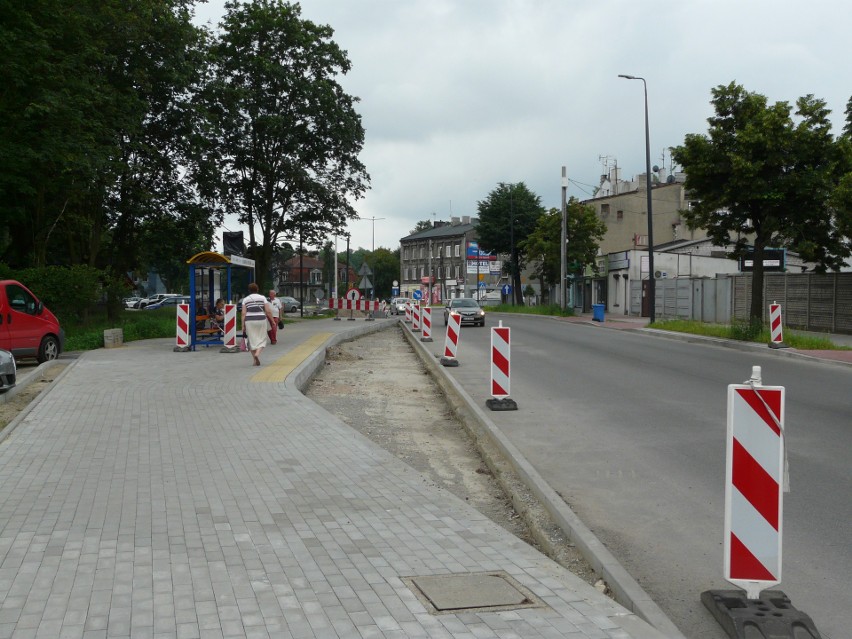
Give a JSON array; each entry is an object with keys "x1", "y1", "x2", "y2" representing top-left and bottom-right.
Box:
[
  {"x1": 639, "y1": 327, "x2": 852, "y2": 369},
  {"x1": 399, "y1": 321, "x2": 684, "y2": 639},
  {"x1": 0, "y1": 355, "x2": 81, "y2": 446}
]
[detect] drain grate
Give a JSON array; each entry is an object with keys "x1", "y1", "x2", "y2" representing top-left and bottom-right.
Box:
[{"x1": 404, "y1": 571, "x2": 546, "y2": 614}]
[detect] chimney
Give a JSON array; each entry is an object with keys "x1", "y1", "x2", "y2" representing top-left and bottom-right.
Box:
[
  {"x1": 461, "y1": 215, "x2": 470, "y2": 225},
  {"x1": 451, "y1": 216, "x2": 460, "y2": 226}
]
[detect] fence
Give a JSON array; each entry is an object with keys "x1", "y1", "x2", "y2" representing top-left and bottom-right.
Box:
[
  {"x1": 629, "y1": 272, "x2": 852, "y2": 335},
  {"x1": 731, "y1": 272, "x2": 852, "y2": 333}
]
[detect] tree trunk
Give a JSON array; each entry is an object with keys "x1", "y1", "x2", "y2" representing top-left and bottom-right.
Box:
[{"x1": 749, "y1": 237, "x2": 765, "y2": 323}]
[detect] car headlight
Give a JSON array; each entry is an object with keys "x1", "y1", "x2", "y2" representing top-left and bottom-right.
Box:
[{"x1": 478, "y1": 310, "x2": 485, "y2": 316}]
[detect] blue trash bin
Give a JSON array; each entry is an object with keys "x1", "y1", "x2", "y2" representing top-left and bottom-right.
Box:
[{"x1": 592, "y1": 303, "x2": 605, "y2": 322}]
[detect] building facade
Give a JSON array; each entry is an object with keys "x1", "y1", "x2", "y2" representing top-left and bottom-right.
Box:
[{"x1": 399, "y1": 216, "x2": 508, "y2": 302}]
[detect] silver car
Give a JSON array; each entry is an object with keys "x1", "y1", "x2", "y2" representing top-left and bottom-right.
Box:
[
  {"x1": 391, "y1": 297, "x2": 411, "y2": 315},
  {"x1": 443, "y1": 298, "x2": 486, "y2": 326},
  {"x1": 0, "y1": 349, "x2": 16, "y2": 392},
  {"x1": 279, "y1": 296, "x2": 300, "y2": 312}
]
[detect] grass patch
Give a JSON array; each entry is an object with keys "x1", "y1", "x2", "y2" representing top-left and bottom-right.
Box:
[
  {"x1": 63, "y1": 308, "x2": 302, "y2": 352},
  {"x1": 649, "y1": 319, "x2": 848, "y2": 350},
  {"x1": 485, "y1": 303, "x2": 574, "y2": 317}
]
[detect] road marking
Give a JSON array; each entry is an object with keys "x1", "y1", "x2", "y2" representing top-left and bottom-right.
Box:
[{"x1": 251, "y1": 333, "x2": 333, "y2": 383}]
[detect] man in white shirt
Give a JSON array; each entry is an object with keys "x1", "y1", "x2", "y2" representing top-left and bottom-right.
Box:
[{"x1": 267, "y1": 289, "x2": 283, "y2": 344}]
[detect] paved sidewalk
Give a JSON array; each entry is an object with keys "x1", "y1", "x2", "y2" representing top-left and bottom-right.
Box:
[{"x1": 0, "y1": 319, "x2": 665, "y2": 639}]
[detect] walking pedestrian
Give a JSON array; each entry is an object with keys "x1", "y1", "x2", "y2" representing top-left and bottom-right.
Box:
[
  {"x1": 267, "y1": 289, "x2": 283, "y2": 344},
  {"x1": 241, "y1": 283, "x2": 274, "y2": 366}
]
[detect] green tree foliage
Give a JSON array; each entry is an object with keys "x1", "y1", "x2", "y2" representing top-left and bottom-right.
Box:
[
  {"x1": 206, "y1": 0, "x2": 370, "y2": 290},
  {"x1": 475, "y1": 182, "x2": 545, "y2": 304},
  {"x1": 0, "y1": 0, "x2": 214, "y2": 277},
  {"x1": 671, "y1": 83, "x2": 852, "y2": 321},
  {"x1": 369, "y1": 248, "x2": 400, "y2": 300},
  {"x1": 521, "y1": 199, "x2": 606, "y2": 301},
  {"x1": 410, "y1": 220, "x2": 433, "y2": 234}
]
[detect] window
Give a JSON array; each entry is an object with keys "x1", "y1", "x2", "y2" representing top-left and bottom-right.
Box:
[
  {"x1": 309, "y1": 269, "x2": 322, "y2": 284},
  {"x1": 617, "y1": 210, "x2": 623, "y2": 221},
  {"x1": 404, "y1": 267, "x2": 409, "y2": 281},
  {"x1": 446, "y1": 245, "x2": 452, "y2": 258},
  {"x1": 455, "y1": 243, "x2": 460, "y2": 257},
  {"x1": 6, "y1": 284, "x2": 36, "y2": 314},
  {"x1": 601, "y1": 203, "x2": 610, "y2": 216},
  {"x1": 420, "y1": 246, "x2": 424, "y2": 259}
]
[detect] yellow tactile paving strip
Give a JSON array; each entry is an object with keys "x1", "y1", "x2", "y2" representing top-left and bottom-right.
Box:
[{"x1": 250, "y1": 332, "x2": 333, "y2": 383}]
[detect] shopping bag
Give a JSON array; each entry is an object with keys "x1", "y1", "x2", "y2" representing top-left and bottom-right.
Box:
[{"x1": 240, "y1": 335, "x2": 248, "y2": 352}]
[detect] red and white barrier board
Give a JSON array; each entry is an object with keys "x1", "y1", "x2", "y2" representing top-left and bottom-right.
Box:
[
  {"x1": 490, "y1": 324, "x2": 511, "y2": 398},
  {"x1": 405, "y1": 301, "x2": 412, "y2": 323},
  {"x1": 327, "y1": 298, "x2": 380, "y2": 311},
  {"x1": 420, "y1": 306, "x2": 432, "y2": 341},
  {"x1": 412, "y1": 303, "x2": 421, "y2": 332},
  {"x1": 222, "y1": 303, "x2": 237, "y2": 349},
  {"x1": 769, "y1": 303, "x2": 783, "y2": 345},
  {"x1": 175, "y1": 303, "x2": 190, "y2": 350},
  {"x1": 724, "y1": 376, "x2": 785, "y2": 599},
  {"x1": 441, "y1": 312, "x2": 461, "y2": 364}
]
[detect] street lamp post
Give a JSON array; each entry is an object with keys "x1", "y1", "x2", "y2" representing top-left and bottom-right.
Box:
[{"x1": 618, "y1": 74, "x2": 655, "y2": 323}]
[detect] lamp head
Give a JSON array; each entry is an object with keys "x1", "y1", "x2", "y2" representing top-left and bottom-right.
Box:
[{"x1": 618, "y1": 74, "x2": 637, "y2": 79}]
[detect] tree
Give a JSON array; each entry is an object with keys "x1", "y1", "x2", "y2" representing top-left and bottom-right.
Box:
[
  {"x1": 206, "y1": 0, "x2": 370, "y2": 290},
  {"x1": 410, "y1": 220, "x2": 433, "y2": 234},
  {"x1": 671, "y1": 82, "x2": 852, "y2": 322},
  {"x1": 475, "y1": 182, "x2": 545, "y2": 304},
  {"x1": 521, "y1": 199, "x2": 606, "y2": 301},
  {"x1": 0, "y1": 0, "x2": 213, "y2": 273},
  {"x1": 369, "y1": 248, "x2": 400, "y2": 300}
]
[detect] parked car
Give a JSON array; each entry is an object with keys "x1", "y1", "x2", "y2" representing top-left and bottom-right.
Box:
[
  {"x1": 123, "y1": 296, "x2": 142, "y2": 308},
  {"x1": 391, "y1": 297, "x2": 411, "y2": 315},
  {"x1": 135, "y1": 293, "x2": 180, "y2": 309},
  {"x1": 0, "y1": 280, "x2": 64, "y2": 362},
  {"x1": 0, "y1": 349, "x2": 16, "y2": 392},
  {"x1": 443, "y1": 297, "x2": 486, "y2": 326},
  {"x1": 279, "y1": 296, "x2": 300, "y2": 312},
  {"x1": 143, "y1": 295, "x2": 190, "y2": 310}
]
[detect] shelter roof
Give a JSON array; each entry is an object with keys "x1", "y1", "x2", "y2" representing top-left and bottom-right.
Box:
[{"x1": 186, "y1": 251, "x2": 231, "y2": 266}]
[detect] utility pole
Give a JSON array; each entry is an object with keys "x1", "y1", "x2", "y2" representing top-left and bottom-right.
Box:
[{"x1": 561, "y1": 166, "x2": 568, "y2": 312}]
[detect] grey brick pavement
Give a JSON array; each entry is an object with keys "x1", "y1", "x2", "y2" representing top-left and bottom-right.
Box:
[{"x1": 0, "y1": 324, "x2": 666, "y2": 638}]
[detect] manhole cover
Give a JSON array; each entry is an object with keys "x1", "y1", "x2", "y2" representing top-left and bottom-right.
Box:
[{"x1": 405, "y1": 572, "x2": 545, "y2": 614}]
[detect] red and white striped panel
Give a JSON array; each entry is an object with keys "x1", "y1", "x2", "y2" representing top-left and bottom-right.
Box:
[
  {"x1": 443, "y1": 312, "x2": 461, "y2": 359},
  {"x1": 222, "y1": 304, "x2": 237, "y2": 348},
  {"x1": 724, "y1": 383, "x2": 785, "y2": 596},
  {"x1": 490, "y1": 325, "x2": 511, "y2": 398},
  {"x1": 769, "y1": 303, "x2": 783, "y2": 344},
  {"x1": 405, "y1": 302, "x2": 412, "y2": 323},
  {"x1": 421, "y1": 306, "x2": 432, "y2": 339},
  {"x1": 175, "y1": 304, "x2": 190, "y2": 348},
  {"x1": 412, "y1": 303, "x2": 421, "y2": 331}
]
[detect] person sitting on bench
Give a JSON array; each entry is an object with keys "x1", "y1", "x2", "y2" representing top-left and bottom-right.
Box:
[{"x1": 210, "y1": 298, "x2": 225, "y2": 333}]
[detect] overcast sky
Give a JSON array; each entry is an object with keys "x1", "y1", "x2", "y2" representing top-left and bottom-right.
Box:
[{"x1": 194, "y1": 0, "x2": 851, "y2": 253}]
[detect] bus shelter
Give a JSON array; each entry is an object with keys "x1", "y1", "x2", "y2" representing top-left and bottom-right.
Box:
[{"x1": 186, "y1": 251, "x2": 255, "y2": 350}]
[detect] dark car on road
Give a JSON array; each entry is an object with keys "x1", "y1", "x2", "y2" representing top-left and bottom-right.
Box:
[{"x1": 443, "y1": 297, "x2": 486, "y2": 326}]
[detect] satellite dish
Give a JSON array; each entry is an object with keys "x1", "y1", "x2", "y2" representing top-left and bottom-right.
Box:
[
  {"x1": 667, "y1": 175, "x2": 675, "y2": 183},
  {"x1": 652, "y1": 165, "x2": 660, "y2": 172}
]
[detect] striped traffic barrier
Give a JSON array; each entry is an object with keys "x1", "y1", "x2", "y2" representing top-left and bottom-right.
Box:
[
  {"x1": 420, "y1": 306, "x2": 433, "y2": 342},
  {"x1": 412, "y1": 302, "x2": 421, "y2": 332},
  {"x1": 486, "y1": 320, "x2": 517, "y2": 411},
  {"x1": 405, "y1": 301, "x2": 412, "y2": 323},
  {"x1": 174, "y1": 303, "x2": 190, "y2": 352},
  {"x1": 440, "y1": 311, "x2": 461, "y2": 367},
  {"x1": 704, "y1": 368, "x2": 821, "y2": 634},
  {"x1": 725, "y1": 366, "x2": 785, "y2": 598},
  {"x1": 220, "y1": 304, "x2": 238, "y2": 353},
  {"x1": 768, "y1": 302, "x2": 788, "y2": 349}
]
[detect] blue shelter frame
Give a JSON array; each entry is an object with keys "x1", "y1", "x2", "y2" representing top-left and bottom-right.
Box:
[{"x1": 186, "y1": 251, "x2": 254, "y2": 350}]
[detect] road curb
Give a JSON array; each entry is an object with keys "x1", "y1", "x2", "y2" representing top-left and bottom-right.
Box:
[{"x1": 399, "y1": 323, "x2": 684, "y2": 639}]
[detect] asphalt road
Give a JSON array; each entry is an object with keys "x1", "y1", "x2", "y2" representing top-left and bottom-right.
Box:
[{"x1": 424, "y1": 314, "x2": 850, "y2": 639}]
